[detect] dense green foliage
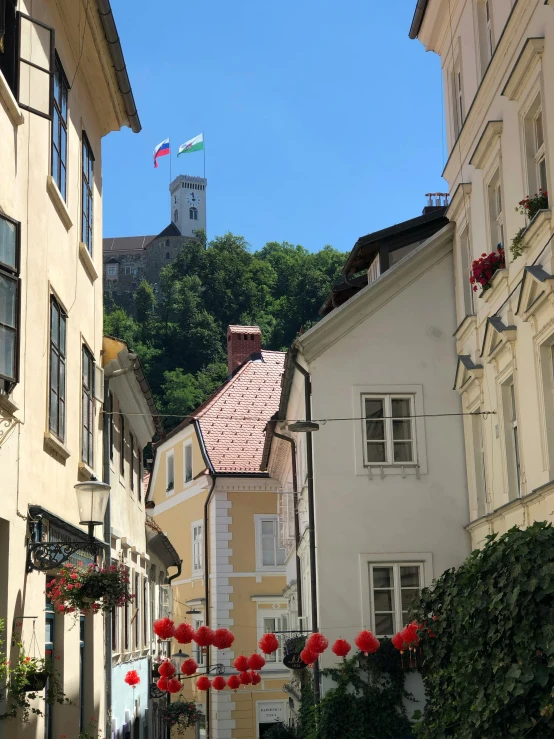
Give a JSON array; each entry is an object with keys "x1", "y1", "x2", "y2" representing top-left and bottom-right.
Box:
[
  {"x1": 104, "y1": 233, "x2": 346, "y2": 429},
  {"x1": 410, "y1": 523, "x2": 554, "y2": 738}
]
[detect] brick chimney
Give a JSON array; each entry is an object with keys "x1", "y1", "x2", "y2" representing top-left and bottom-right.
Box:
[{"x1": 227, "y1": 325, "x2": 262, "y2": 375}]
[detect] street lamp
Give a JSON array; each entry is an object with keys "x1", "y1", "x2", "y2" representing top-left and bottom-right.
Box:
[
  {"x1": 287, "y1": 420, "x2": 320, "y2": 433},
  {"x1": 26, "y1": 476, "x2": 111, "y2": 572},
  {"x1": 171, "y1": 649, "x2": 189, "y2": 676}
]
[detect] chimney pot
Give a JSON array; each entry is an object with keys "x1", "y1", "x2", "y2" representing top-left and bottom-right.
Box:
[{"x1": 227, "y1": 325, "x2": 262, "y2": 375}]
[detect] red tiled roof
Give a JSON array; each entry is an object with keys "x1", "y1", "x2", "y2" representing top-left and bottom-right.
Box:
[{"x1": 196, "y1": 350, "x2": 285, "y2": 473}]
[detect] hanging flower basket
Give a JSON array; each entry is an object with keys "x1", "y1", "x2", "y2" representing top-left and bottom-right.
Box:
[
  {"x1": 24, "y1": 671, "x2": 48, "y2": 692},
  {"x1": 46, "y1": 562, "x2": 134, "y2": 615},
  {"x1": 284, "y1": 635, "x2": 306, "y2": 657},
  {"x1": 158, "y1": 699, "x2": 203, "y2": 735}
]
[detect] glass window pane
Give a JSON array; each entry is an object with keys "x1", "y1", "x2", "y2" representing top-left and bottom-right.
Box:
[
  {"x1": 60, "y1": 315, "x2": 66, "y2": 355},
  {"x1": 0, "y1": 326, "x2": 15, "y2": 379},
  {"x1": 394, "y1": 442, "x2": 413, "y2": 462},
  {"x1": 61, "y1": 88, "x2": 67, "y2": 121},
  {"x1": 50, "y1": 304, "x2": 59, "y2": 346},
  {"x1": 366, "y1": 443, "x2": 386, "y2": 463},
  {"x1": 277, "y1": 547, "x2": 286, "y2": 565},
  {"x1": 374, "y1": 590, "x2": 394, "y2": 611},
  {"x1": 49, "y1": 390, "x2": 58, "y2": 432},
  {"x1": 59, "y1": 399, "x2": 65, "y2": 441},
  {"x1": 391, "y1": 398, "x2": 411, "y2": 418},
  {"x1": 365, "y1": 420, "x2": 384, "y2": 440},
  {"x1": 50, "y1": 349, "x2": 58, "y2": 389},
  {"x1": 400, "y1": 566, "x2": 421, "y2": 587},
  {"x1": 264, "y1": 618, "x2": 276, "y2": 632},
  {"x1": 372, "y1": 567, "x2": 393, "y2": 589},
  {"x1": 262, "y1": 536, "x2": 274, "y2": 552},
  {"x1": 535, "y1": 111, "x2": 544, "y2": 150},
  {"x1": 539, "y1": 158, "x2": 548, "y2": 193},
  {"x1": 365, "y1": 398, "x2": 384, "y2": 419},
  {"x1": 375, "y1": 613, "x2": 394, "y2": 636},
  {"x1": 0, "y1": 216, "x2": 17, "y2": 270},
  {"x1": 392, "y1": 420, "x2": 411, "y2": 441},
  {"x1": 0, "y1": 275, "x2": 16, "y2": 327},
  {"x1": 59, "y1": 359, "x2": 65, "y2": 401},
  {"x1": 60, "y1": 163, "x2": 66, "y2": 201},
  {"x1": 401, "y1": 589, "x2": 420, "y2": 611},
  {"x1": 261, "y1": 521, "x2": 274, "y2": 536},
  {"x1": 263, "y1": 550, "x2": 275, "y2": 566}
]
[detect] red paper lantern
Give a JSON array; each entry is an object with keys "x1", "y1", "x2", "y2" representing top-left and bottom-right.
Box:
[
  {"x1": 158, "y1": 660, "x2": 176, "y2": 678},
  {"x1": 212, "y1": 676, "x2": 227, "y2": 691},
  {"x1": 259, "y1": 633, "x2": 279, "y2": 655},
  {"x1": 239, "y1": 671, "x2": 252, "y2": 685},
  {"x1": 354, "y1": 630, "x2": 380, "y2": 656},
  {"x1": 306, "y1": 633, "x2": 329, "y2": 655},
  {"x1": 182, "y1": 658, "x2": 198, "y2": 676},
  {"x1": 153, "y1": 617, "x2": 175, "y2": 640},
  {"x1": 174, "y1": 622, "x2": 195, "y2": 645},
  {"x1": 227, "y1": 675, "x2": 241, "y2": 690},
  {"x1": 156, "y1": 677, "x2": 168, "y2": 692},
  {"x1": 391, "y1": 632, "x2": 406, "y2": 651},
  {"x1": 167, "y1": 677, "x2": 182, "y2": 694},
  {"x1": 331, "y1": 639, "x2": 351, "y2": 658},
  {"x1": 250, "y1": 670, "x2": 261, "y2": 685},
  {"x1": 193, "y1": 626, "x2": 214, "y2": 647},
  {"x1": 233, "y1": 655, "x2": 249, "y2": 672},
  {"x1": 124, "y1": 670, "x2": 140, "y2": 688},
  {"x1": 247, "y1": 653, "x2": 265, "y2": 671},
  {"x1": 300, "y1": 648, "x2": 318, "y2": 666},
  {"x1": 403, "y1": 621, "x2": 420, "y2": 647},
  {"x1": 196, "y1": 676, "x2": 211, "y2": 691},
  {"x1": 212, "y1": 628, "x2": 235, "y2": 650}
]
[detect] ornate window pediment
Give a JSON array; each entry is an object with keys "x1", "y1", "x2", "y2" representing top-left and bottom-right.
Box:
[
  {"x1": 481, "y1": 317, "x2": 517, "y2": 361},
  {"x1": 454, "y1": 355, "x2": 484, "y2": 394},
  {"x1": 516, "y1": 265, "x2": 554, "y2": 321}
]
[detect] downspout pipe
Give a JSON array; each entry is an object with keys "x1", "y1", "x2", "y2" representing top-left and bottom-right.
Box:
[
  {"x1": 272, "y1": 431, "x2": 303, "y2": 622},
  {"x1": 102, "y1": 378, "x2": 112, "y2": 739},
  {"x1": 292, "y1": 359, "x2": 320, "y2": 707},
  {"x1": 203, "y1": 473, "x2": 217, "y2": 739}
]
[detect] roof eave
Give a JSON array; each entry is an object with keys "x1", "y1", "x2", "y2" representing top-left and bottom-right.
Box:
[{"x1": 409, "y1": 0, "x2": 430, "y2": 39}]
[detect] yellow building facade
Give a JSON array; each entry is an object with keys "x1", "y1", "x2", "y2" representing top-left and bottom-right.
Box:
[{"x1": 147, "y1": 327, "x2": 291, "y2": 739}]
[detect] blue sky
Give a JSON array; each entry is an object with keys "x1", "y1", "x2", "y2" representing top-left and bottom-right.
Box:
[{"x1": 103, "y1": 0, "x2": 446, "y2": 254}]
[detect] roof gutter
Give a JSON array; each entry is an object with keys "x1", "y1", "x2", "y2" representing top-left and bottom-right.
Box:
[
  {"x1": 96, "y1": 0, "x2": 141, "y2": 133},
  {"x1": 409, "y1": 0, "x2": 430, "y2": 39}
]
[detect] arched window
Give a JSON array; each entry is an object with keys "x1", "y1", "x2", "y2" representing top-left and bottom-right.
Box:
[
  {"x1": 166, "y1": 252, "x2": 170, "y2": 260},
  {"x1": 165, "y1": 239, "x2": 170, "y2": 247},
  {"x1": 189, "y1": 207, "x2": 198, "y2": 220},
  {"x1": 174, "y1": 209, "x2": 178, "y2": 222}
]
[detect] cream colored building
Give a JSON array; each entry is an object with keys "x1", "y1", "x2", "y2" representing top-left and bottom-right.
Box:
[
  {"x1": 0, "y1": 1, "x2": 139, "y2": 737},
  {"x1": 411, "y1": 0, "x2": 554, "y2": 547},
  {"x1": 147, "y1": 326, "x2": 291, "y2": 739}
]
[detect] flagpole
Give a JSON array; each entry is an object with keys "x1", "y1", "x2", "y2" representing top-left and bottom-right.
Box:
[
  {"x1": 169, "y1": 136, "x2": 172, "y2": 187},
  {"x1": 203, "y1": 129, "x2": 206, "y2": 180}
]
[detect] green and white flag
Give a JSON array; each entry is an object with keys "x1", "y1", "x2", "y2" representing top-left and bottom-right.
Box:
[{"x1": 177, "y1": 133, "x2": 204, "y2": 156}]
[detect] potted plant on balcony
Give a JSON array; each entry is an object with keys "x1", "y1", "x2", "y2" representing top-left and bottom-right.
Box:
[
  {"x1": 510, "y1": 190, "x2": 549, "y2": 259},
  {"x1": 46, "y1": 561, "x2": 134, "y2": 617},
  {"x1": 469, "y1": 245, "x2": 505, "y2": 295},
  {"x1": 158, "y1": 699, "x2": 203, "y2": 735}
]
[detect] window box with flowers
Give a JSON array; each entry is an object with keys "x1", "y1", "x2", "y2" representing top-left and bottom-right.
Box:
[
  {"x1": 469, "y1": 246, "x2": 506, "y2": 296},
  {"x1": 158, "y1": 699, "x2": 203, "y2": 735},
  {"x1": 510, "y1": 190, "x2": 549, "y2": 259},
  {"x1": 46, "y1": 561, "x2": 134, "y2": 617}
]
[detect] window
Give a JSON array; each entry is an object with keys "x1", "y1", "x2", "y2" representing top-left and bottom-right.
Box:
[
  {"x1": 137, "y1": 444, "x2": 142, "y2": 502},
  {"x1": 165, "y1": 252, "x2": 170, "y2": 260},
  {"x1": 452, "y1": 53, "x2": 464, "y2": 138},
  {"x1": 124, "y1": 266, "x2": 132, "y2": 275},
  {"x1": 0, "y1": 0, "x2": 18, "y2": 95},
  {"x1": 174, "y1": 209, "x2": 178, "y2": 222},
  {"x1": 18, "y1": 14, "x2": 55, "y2": 118},
  {"x1": 525, "y1": 97, "x2": 548, "y2": 199},
  {"x1": 260, "y1": 613, "x2": 288, "y2": 664},
  {"x1": 0, "y1": 212, "x2": 20, "y2": 389},
  {"x1": 194, "y1": 618, "x2": 205, "y2": 666},
  {"x1": 196, "y1": 712, "x2": 206, "y2": 739},
  {"x1": 502, "y1": 379, "x2": 521, "y2": 499},
  {"x1": 109, "y1": 392, "x2": 114, "y2": 461},
  {"x1": 192, "y1": 522, "x2": 203, "y2": 574},
  {"x1": 488, "y1": 170, "x2": 504, "y2": 250},
  {"x1": 124, "y1": 568, "x2": 130, "y2": 650},
  {"x1": 143, "y1": 577, "x2": 148, "y2": 646},
  {"x1": 45, "y1": 596, "x2": 55, "y2": 739},
  {"x1": 130, "y1": 432, "x2": 135, "y2": 491},
  {"x1": 108, "y1": 265, "x2": 116, "y2": 276},
  {"x1": 49, "y1": 297, "x2": 66, "y2": 441},
  {"x1": 255, "y1": 516, "x2": 286, "y2": 569},
  {"x1": 184, "y1": 442, "x2": 193, "y2": 483},
  {"x1": 81, "y1": 133, "x2": 94, "y2": 254},
  {"x1": 120, "y1": 413, "x2": 125, "y2": 478},
  {"x1": 50, "y1": 55, "x2": 69, "y2": 201},
  {"x1": 190, "y1": 207, "x2": 198, "y2": 220},
  {"x1": 369, "y1": 563, "x2": 422, "y2": 637},
  {"x1": 362, "y1": 395, "x2": 416, "y2": 465},
  {"x1": 135, "y1": 573, "x2": 140, "y2": 649},
  {"x1": 471, "y1": 410, "x2": 487, "y2": 518},
  {"x1": 166, "y1": 450, "x2": 174, "y2": 493},
  {"x1": 81, "y1": 346, "x2": 94, "y2": 467},
  {"x1": 476, "y1": 0, "x2": 494, "y2": 77}
]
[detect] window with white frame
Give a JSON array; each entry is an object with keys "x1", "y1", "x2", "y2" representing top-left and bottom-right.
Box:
[
  {"x1": 194, "y1": 618, "x2": 205, "y2": 666},
  {"x1": 487, "y1": 169, "x2": 504, "y2": 250},
  {"x1": 452, "y1": 52, "x2": 464, "y2": 138},
  {"x1": 184, "y1": 442, "x2": 193, "y2": 483},
  {"x1": 471, "y1": 410, "x2": 487, "y2": 518},
  {"x1": 460, "y1": 225, "x2": 474, "y2": 314},
  {"x1": 192, "y1": 521, "x2": 203, "y2": 574},
  {"x1": 259, "y1": 611, "x2": 288, "y2": 664},
  {"x1": 502, "y1": 378, "x2": 521, "y2": 500},
  {"x1": 369, "y1": 563, "x2": 423, "y2": 637},
  {"x1": 108, "y1": 265, "x2": 116, "y2": 276},
  {"x1": 255, "y1": 516, "x2": 286, "y2": 569},
  {"x1": 524, "y1": 96, "x2": 548, "y2": 201},
  {"x1": 476, "y1": 0, "x2": 494, "y2": 77},
  {"x1": 362, "y1": 395, "x2": 416, "y2": 465},
  {"x1": 166, "y1": 450, "x2": 174, "y2": 493}
]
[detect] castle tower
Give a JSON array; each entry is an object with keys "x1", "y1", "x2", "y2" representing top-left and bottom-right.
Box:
[{"x1": 169, "y1": 175, "x2": 207, "y2": 237}]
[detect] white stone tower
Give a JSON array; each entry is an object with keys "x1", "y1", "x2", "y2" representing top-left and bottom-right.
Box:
[{"x1": 169, "y1": 175, "x2": 207, "y2": 237}]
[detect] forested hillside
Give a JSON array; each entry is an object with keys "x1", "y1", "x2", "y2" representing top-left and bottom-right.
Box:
[{"x1": 104, "y1": 233, "x2": 347, "y2": 429}]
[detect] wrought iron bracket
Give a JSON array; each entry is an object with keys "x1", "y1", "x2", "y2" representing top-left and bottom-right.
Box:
[
  {"x1": 149, "y1": 683, "x2": 167, "y2": 699},
  {"x1": 26, "y1": 515, "x2": 100, "y2": 573}
]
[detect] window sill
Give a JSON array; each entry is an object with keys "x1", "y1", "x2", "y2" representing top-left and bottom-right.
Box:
[
  {"x1": 79, "y1": 241, "x2": 98, "y2": 282},
  {"x1": 0, "y1": 70, "x2": 24, "y2": 126},
  {"x1": 256, "y1": 566, "x2": 287, "y2": 574},
  {"x1": 78, "y1": 461, "x2": 95, "y2": 480},
  {"x1": 46, "y1": 175, "x2": 72, "y2": 231},
  {"x1": 480, "y1": 269, "x2": 508, "y2": 304},
  {"x1": 44, "y1": 431, "x2": 71, "y2": 460}
]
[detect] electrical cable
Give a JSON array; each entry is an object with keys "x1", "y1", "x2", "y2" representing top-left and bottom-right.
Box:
[{"x1": 100, "y1": 410, "x2": 495, "y2": 422}]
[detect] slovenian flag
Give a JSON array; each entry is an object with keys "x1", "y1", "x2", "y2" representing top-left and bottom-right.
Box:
[
  {"x1": 153, "y1": 138, "x2": 170, "y2": 168},
  {"x1": 178, "y1": 133, "x2": 204, "y2": 156}
]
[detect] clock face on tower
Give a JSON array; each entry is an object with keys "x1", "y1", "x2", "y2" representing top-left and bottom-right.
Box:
[{"x1": 187, "y1": 191, "x2": 201, "y2": 206}]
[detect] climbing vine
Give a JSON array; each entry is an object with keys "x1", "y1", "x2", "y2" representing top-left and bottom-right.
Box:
[{"x1": 410, "y1": 522, "x2": 554, "y2": 738}]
